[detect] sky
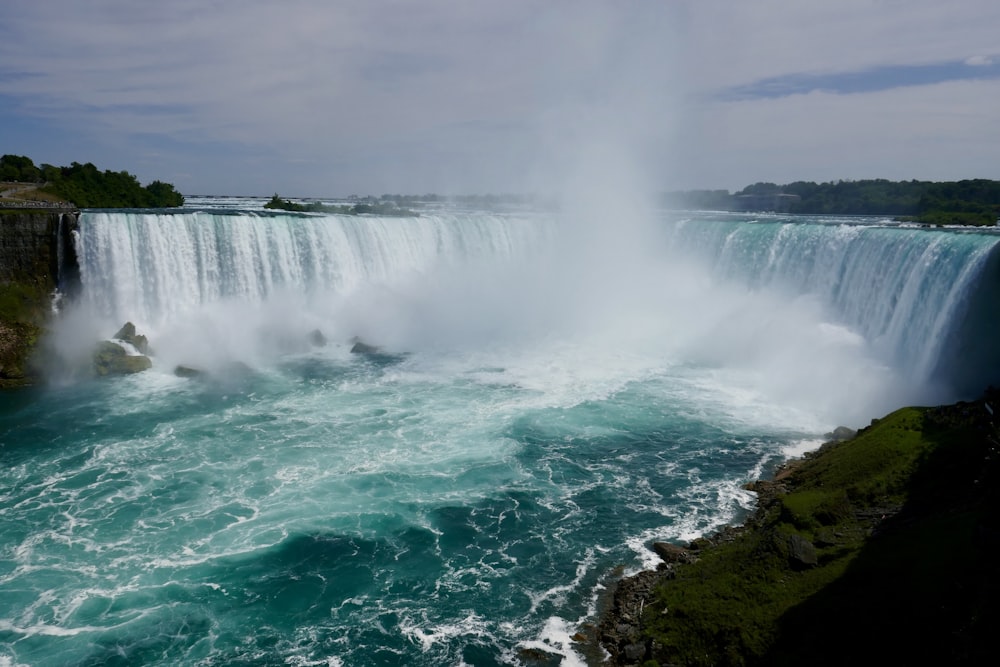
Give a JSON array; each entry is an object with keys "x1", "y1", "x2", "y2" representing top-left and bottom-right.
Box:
[{"x1": 1, "y1": 0, "x2": 998, "y2": 197}]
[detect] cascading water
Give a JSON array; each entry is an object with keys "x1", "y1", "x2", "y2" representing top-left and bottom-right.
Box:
[
  {"x1": 3, "y1": 204, "x2": 999, "y2": 666},
  {"x1": 663, "y1": 213, "x2": 1000, "y2": 398},
  {"x1": 75, "y1": 209, "x2": 549, "y2": 328}
]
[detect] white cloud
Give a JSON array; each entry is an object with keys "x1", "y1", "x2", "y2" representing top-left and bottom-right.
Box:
[
  {"x1": 1, "y1": 0, "x2": 998, "y2": 194},
  {"x1": 966, "y1": 55, "x2": 994, "y2": 66}
]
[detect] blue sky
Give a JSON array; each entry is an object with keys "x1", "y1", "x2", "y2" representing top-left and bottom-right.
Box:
[{"x1": 1, "y1": 1, "x2": 998, "y2": 197}]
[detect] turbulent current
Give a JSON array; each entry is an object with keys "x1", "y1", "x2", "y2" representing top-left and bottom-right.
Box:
[{"x1": 2, "y1": 201, "x2": 999, "y2": 666}]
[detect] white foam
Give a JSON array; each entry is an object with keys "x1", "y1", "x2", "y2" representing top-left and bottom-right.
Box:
[
  {"x1": 0, "y1": 620, "x2": 102, "y2": 637},
  {"x1": 782, "y1": 438, "x2": 826, "y2": 460},
  {"x1": 519, "y1": 616, "x2": 588, "y2": 667}
]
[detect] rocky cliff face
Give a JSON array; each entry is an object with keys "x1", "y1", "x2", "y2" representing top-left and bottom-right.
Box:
[{"x1": 0, "y1": 209, "x2": 79, "y2": 385}]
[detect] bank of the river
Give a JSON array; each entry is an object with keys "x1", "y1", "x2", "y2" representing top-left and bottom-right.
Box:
[
  {"x1": 598, "y1": 391, "x2": 1000, "y2": 666},
  {"x1": 0, "y1": 208, "x2": 79, "y2": 386}
]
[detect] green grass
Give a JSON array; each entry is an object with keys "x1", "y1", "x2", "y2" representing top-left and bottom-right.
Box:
[{"x1": 637, "y1": 404, "x2": 998, "y2": 665}]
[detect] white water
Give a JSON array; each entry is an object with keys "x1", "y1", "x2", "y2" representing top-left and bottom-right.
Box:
[
  {"x1": 61, "y1": 207, "x2": 1000, "y2": 426},
  {"x1": 6, "y1": 205, "x2": 1000, "y2": 666}
]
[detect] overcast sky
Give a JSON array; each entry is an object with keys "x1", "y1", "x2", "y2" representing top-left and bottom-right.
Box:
[{"x1": 2, "y1": 1, "x2": 998, "y2": 197}]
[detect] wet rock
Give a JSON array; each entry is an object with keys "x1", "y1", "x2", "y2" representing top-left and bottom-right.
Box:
[
  {"x1": 93, "y1": 340, "x2": 151, "y2": 375},
  {"x1": 308, "y1": 329, "x2": 327, "y2": 347},
  {"x1": 112, "y1": 321, "x2": 150, "y2": 355},
  {"x1": 174, "y1": 365, "x2": 204, "y2": 378},
  {"x1": 652, "y1": 541, "x2": 697, "y2": 565},
  {"x1": 517, "y1": 646, "x2": 563, "y2": 666},
  {"x1": 350, "y1": 338, "x2": 380, "y2": 354}
]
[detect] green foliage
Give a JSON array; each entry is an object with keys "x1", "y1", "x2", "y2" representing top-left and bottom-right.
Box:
[
  {"x1": 0, "y1": 281, "x2": 49, "y2": 324},
  {"x1": 2, "y1": 156, "x2": 183, "y2": 207},
  {"x1": 0, "y1": 155, "x2": 44, "y2": 183},
  {"x1": 39, "y1": 161, "x2": 184, "y2": 208},
  {"x1": 693, "y1": 178, "x2": 1000, "y2": 223},
  {"x1": 641, "y1": 404, "x2": 996, "y2": 665}
]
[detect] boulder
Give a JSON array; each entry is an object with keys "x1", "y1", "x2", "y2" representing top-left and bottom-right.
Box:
[
  {"x1": 174, "y1": 365, "x2": 204, "y2": 378},
  {"x1": 349, "y1": 338, "x2": 380, "y2": 355},
  {"x1": 93, "y1": 340, "x2": 152, "y2": 376},
  {"x1": 112, "y1": 321, "x2": 150, "y2": 355},
  {"x1": 787, "y1": 533, "x2": 818, "y2": 569},
  {"x1": 652, "y1": 541, "x2": 695, "y2": 564},
  {"x1": 308, "y1": 329, "x2": 327, "y2": 347}
]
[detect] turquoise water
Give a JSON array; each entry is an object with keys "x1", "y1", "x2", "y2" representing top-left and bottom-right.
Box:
[{"x1": 2, "y1": 205, "x2": 998, "y2": 665}]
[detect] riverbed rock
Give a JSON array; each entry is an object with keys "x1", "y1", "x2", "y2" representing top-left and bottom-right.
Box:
[
  {"x1": 112, "y1": 321, "x2": 150, "y2": 355},
  {"x1": 308, "y1": 329, "x2": 327, "y2": 347},
  {"x1": 350, "y1": 338, "x2": 380, "y2": 354},
  {"x1": 93, "y1": 340, "x2": 152, "y2": 375}
]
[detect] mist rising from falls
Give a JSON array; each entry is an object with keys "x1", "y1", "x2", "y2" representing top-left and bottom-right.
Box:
[{"x1": 63, "y1": 208, "x2": 1000, "y2": 426}]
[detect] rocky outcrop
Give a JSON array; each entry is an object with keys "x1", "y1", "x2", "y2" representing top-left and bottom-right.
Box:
[
  {"x1": 349, "y1": 338, "x2": 381, "y2": 355},
  {"x1": 92, "y1": 322, "x2": 153, "y2": 376},
  {"x1": 0, "y1": 209, "x2": 79, "y2": 386},
  {"x1": 599, "y1": 395, "x2": 1000, "y2": 665},
  {"x1": 308, "y1": 329, "x2": 327, "y2": 347},
  {"x1": 93, "y1": 340, "x2": 152, "y2": 375},
  {"x1": 113, "y1": 321, "x2": 150, "y2": 355}
]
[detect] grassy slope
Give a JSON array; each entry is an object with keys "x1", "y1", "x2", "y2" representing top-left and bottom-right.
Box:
[{"x1": 637, "y1": 400, "x2": 999, "y2": 666}]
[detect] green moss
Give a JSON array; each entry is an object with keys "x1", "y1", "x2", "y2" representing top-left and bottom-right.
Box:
[
  {"x1": 638, "y1": 403, "x2": 997, "y2": 665},
  {"x1": 0, "y1": 281, "x2": 48, "y2": 323}
]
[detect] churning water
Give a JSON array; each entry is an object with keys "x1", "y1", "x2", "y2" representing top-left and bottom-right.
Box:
[{"x1": 2, "y1": 202, "x2": 999, "y2": 665}]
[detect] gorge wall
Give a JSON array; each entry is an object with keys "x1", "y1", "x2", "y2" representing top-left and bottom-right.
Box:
[{"x1": 0, "y1": 209, "x2": 79, "y2": 385}]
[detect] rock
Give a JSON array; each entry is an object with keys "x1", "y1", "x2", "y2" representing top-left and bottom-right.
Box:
[
  {"x1": 112, "y1": 321, "x2": 150, "y2": 355},
  {"x1": 0, "y1": 320, "x2": 38, "y2": 382},
  {"x1": 308, "y1": 329, "x2": 327, "y2": 347},
  {"x1": 824, "y1": 425, "x2": 857, "y2": 441},
  {"x1": 689, "y1": 537, "x2": 712, "y2": 551},
  {"x1": 787, "y1": 533, "x2": 818, "y2": 569},
  {"x1": 652, "y1": 541, "x2": 695, "y2": 564},
  {"x1": 350, "y1": 339, "x2": 380, "y2": 355},
  {"x1": 624, "y1": 642, "x2": 647, "y2": 662},
  {"x1": 174, "y1": 365, "x2": 203, "y2": 378},
  {"x1": 517, "y1": 647, "x2": 563, "y2": 666},
  {"x1": 93, "y1": 340, "x2": 152, "y2": 376}
]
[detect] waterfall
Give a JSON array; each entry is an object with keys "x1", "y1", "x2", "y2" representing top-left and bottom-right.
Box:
[
  {"x1": 75, "y1": 210, "x2": 549, "y2": 326},
  {"x1": 71, "y1": 208, "x2": 1000, "y2": 400},
  {"x1": 664, "y1": 215, "x2": 1000, "y2": 397}
]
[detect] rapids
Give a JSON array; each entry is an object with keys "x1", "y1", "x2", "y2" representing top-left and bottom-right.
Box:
[{"x1": 2, "y1": 203, "x2": 998, "y2": 665}]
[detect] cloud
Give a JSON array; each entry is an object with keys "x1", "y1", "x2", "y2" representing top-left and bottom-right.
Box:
[
  {"x1": 1, "y1": 1, "x2": 998, "y2": 195},
  {"x1": 719, "y1": 58, "x2": 1000, "y2": 100},
  {"x1": 966, "y1": 55, "x2": 994, "y2": 66}
]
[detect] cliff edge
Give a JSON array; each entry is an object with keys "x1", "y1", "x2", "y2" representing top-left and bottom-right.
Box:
[
  {"x1": 0, "y1": 208, "x2": 79, "y2": 386},
  {"x1": 599, "y1": 392, "x2": 1000, "y2": 666}
]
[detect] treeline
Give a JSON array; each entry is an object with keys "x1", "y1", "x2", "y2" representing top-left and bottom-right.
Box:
[
  {"x1": 0, "y1": 155, "x2": 184, "y2": 208},
  {"x1": 666, "y1": 179, "x2": 1000, "y2": 225}
]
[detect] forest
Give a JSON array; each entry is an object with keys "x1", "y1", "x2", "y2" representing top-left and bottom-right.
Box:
[
  {"x1": 665, "y1": 178, "x2": 1000, "y2": 225},
  {"x1": 0, "y1": 154, "x2": 184, "y2": 208}
]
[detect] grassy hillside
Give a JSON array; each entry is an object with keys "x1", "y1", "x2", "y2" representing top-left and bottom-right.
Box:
[{"x1": 604, "y1": 396, "x2": 1000, "y2": 666}]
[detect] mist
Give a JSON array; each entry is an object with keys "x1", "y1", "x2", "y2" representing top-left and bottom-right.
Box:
[{"x1": 40, "y1": 4, "x2": 957, "y2": 429}]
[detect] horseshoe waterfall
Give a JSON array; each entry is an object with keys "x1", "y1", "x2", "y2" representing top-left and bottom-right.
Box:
[{"x1": 2, "y1": 202, "x2": 999, "y2": 666}]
